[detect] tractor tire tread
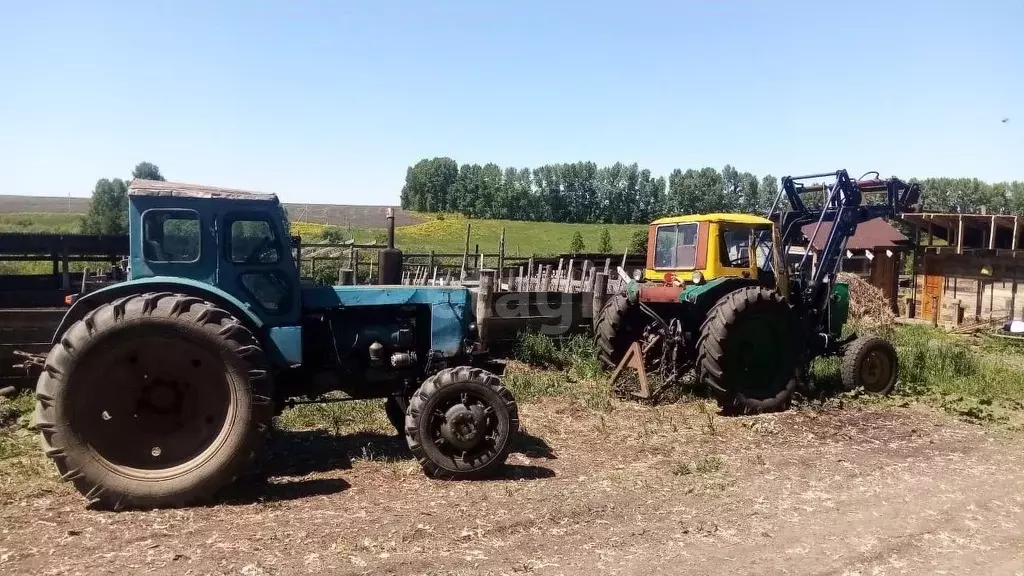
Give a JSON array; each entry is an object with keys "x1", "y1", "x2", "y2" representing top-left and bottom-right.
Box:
[
  {"x1": 696, "y1": 286, "x2": 801, "y2": 415},
  {"x1": 405, "y1": 367, "x2": 519, "y2": 479},
  {"x1": 841, "y1": 336, "x2": 899, "y2": 394},
  {"x1": 35, "y1": 292, "x2": 274, "y2": 510}
]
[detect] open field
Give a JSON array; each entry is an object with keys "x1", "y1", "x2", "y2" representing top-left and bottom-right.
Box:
[
  {"x1": 2, "y1": 327, "x2": 1024, "y2": 575},
  {"x1": 0, "y1": 205, "x2": 643, "y2": 257},
  {"x1": 0, "y1": 195, "x2": 423, "y2": 229}
]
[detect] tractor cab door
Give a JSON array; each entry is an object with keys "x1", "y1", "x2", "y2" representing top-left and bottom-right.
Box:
[{"x1": 216, "y1": 209, "x2": 301, "y2": 328}]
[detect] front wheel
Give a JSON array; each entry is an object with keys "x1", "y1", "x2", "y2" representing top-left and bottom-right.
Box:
[
  {"x1": 405, "y1": 367, "x2": 519, "y2": 479},
  {"x1": 841, "y1": 337, "x2": 898, "y2": 394}
]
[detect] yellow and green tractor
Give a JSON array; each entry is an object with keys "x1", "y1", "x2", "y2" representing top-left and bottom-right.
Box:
[{"x1": 595, "y1": 169, "x2": 921, "y2": 413}]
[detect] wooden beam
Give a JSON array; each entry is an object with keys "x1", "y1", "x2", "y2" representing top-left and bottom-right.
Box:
[{"x1": 957, "y1": 215, "x2": 964, "y2": 255}]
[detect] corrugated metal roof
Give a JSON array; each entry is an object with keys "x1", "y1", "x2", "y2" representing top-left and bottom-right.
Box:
[
  {"x1": 128, "y1": 178, "x2": 278, "y2": 202},
  {"x1": 801, "y1": 217, "x2": 909, "y2": 251}
]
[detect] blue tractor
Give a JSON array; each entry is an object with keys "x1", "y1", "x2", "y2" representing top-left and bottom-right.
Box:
[{"x1": 27, "y1": 179, "x2": 519, "y2": 509}]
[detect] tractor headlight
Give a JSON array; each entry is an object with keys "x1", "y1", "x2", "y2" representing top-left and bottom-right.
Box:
[
  {"x1": 632, "y1": 269, "x2": 643, "y2": 281},
  {"x1": 691, "y1": 271, "x2": 704, "y2": 284}
]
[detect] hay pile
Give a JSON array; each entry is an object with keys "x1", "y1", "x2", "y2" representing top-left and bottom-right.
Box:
[{"x1": 837, "y1": 272, "x2": 896, "y2": 331}]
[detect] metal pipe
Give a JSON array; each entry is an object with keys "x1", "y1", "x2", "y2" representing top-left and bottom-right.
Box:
[
  {"x1": 786, "y1": 171, "x2": 841, "y2": 181},
  {"x1": 798, "y1": 181, "x2": 840, "y2": 273},
  {"x1": 386, "y1": 207, "x2": 395, "y2": 249}
]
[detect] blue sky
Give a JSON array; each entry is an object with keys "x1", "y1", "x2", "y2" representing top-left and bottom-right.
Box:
[{"x1": 1, "y1": 0, "x2": 1021, "y2": 204}]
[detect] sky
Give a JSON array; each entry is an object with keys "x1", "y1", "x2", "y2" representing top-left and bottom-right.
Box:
[{"x1": 1, "y1": 0, "x2": 1021, "y2": 204}]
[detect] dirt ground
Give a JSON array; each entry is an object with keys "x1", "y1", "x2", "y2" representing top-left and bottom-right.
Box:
[{"x1": 1, "y1": 398, "x2": 1023, "y2": 576}]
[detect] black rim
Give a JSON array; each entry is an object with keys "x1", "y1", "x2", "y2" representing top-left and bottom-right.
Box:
[
  {"x1": 69, "y1": 331, "x2": 232, "y2": 473},
  {"x1": 420, "y1": 384, "x2": 506, "y2": 472},
  {"x1": 860, "y1": 347, "x2": 894, "y2": 392}
]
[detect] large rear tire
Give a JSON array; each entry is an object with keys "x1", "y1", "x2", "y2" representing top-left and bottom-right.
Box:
[
  {"x1": 33, "y1": 292, "x2": 274, "y2": 510},
  {"x1": 697, "y1": 286, "x2": 803, "y2": 414},
  {"x1": 594, "y1": 293, "x2": 646, "y2": 370}
]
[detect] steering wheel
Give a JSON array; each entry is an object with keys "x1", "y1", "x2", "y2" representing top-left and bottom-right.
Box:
[
  {"x1": 727, "y1": 253, "x2": 749, "y2": 267},
  {"x1": 245, "y1": 237, "x2": 274, "y2": 263}
]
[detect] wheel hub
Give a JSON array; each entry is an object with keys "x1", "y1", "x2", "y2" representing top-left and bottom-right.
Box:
[
  {"x1": 139, "y1": 378, "x2": 186, "y2": 415},
  {"x1": 861, "y1": 351, "x2": 891, "y2": 390},
  {"x1": 440, "y1": 403, "x2": 486, "y2": 450}
]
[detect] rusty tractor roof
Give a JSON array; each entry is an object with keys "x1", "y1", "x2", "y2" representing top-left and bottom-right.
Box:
[{"x1": 128, "y1": 179, "x2": 279, "y2": 202}]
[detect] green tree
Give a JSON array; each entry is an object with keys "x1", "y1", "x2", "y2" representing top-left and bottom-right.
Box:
[
  {"x1": 598, "y1": 228, "x2": 613, "y2": 252},
  {"x1": 629, "y1": 229, "x2": 648, "y2": 255},
  {"x1": 132, "y1": 161, "x2": 165, "y2": 181},
  {"x1": 569, "y1": 230, "x2": 585, "y2": 254},
  {"x1": 82, "y1": 178, "x2": 129, "y2": 235},
  {"x1": 320, "y1": 226, "x2": 346, "y2": 243}
]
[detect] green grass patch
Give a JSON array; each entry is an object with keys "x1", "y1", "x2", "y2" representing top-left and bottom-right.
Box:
[
  {"x1": 275, "y1": 398, "x2": 392, "y2": 435},
  {"x1": 319, "y1": 213, "x2": 644, "y2": 257},
  {"x1": 503, "y1": 332, "x2": 611, "y2": 411},
  {"x1": 0, "y1": 212, "x2": 82, "y2": 234},
  {"x1": 810, "y1": 324, "x2": 1024, "y2": 423}
]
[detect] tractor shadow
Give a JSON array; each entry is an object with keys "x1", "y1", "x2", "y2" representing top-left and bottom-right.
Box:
[{"x1": 219, "y1": 427, "x2": 557, "y2": 504}]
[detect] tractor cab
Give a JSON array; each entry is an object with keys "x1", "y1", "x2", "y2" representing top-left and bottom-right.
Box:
[
  {"x1": 127, "y1": 178, "x2": 301, "y2": 328},
  {"x1": 644, "y1": 213, "x2": 774, "y2": 287}
]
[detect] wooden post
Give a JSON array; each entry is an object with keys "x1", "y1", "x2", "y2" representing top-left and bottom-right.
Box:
[
  {"x1": 312, "y1": 257, "x2": 318, "y2": 281},
  {"x1": 517, "y1": 266, "x2": 524, "y2": 291},
  {"x1": 476, "y1": 270, "x2": 494, "y2": 348},
  {"x1": 554, "y1": 259, "x2": 564, "y2": 292},
  {"x1": 1005, "y1": 298, "x2": 1014, "y2": 321},
  {"x1": 603, "y1": 257, "x2": 611, "y2": 275},
  {"x1": 989, "y1": 215, "x2": 996, "y2": 250},
  {"x1": 428, "y1": 250, "x2": 435, "y2": 283},
  {"x1": 953, "y1": 277, "x2": 958, "y2": 299},
  {"x1": 1012, "y1": 268, "x2": 1019, "y2": 319},
  {"x1": 1013, "y1": 216, "x2": 1019, "y2": 251},
  {"x1": 352, "y1": 249, "x2": 359, "y2": 284},
  {"x1": 526, "y1": 257, "x2": 535, "y2": 289},
  {"x1": 954, "y1": 299, "x2": 963, "y2": 327},
  {"x1": 581, "y1": 260, "x2": 592, "y2": 291},
  {"x1": 989, "y1": 280, "x2": 995, "y2": 318},
  {"x1": 931, "y1": 295, "x2": 939, "y2": 327},
  {"x1": 975, "y1": 279, "x2": 984, "y2": 321},
  {"x1": 497, "y1": 227, "x2": 506, "y2": 289},
  {"x1": 592, "y1": 272, "x2": 609, "y2": 329},
  {"x1": 369, "y1": 251, "x2": 376, "y2": 284},
  {"x1": 957, "y1": 215, "x2": 964, "y2": 255},
  {"x1": 565, "y1": 259, "x2": 575, "y2": 292},
  {"x1": 60, "y1": 243, "x2": 70, "y2": 291},
  {"x1": 460, "y1": 222, "x2": 471, "y2": 281},
  {"x1": 543, "y1": 264, "x2": 553, "y2": 291}
]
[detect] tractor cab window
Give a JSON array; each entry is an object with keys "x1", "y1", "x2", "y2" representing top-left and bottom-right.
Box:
[
  {"x1": 229, "y1": 219, "x2": 280, "y2": 264},
  {"x1": 654, "y1": 223, "x2": 698, "y2": 269},
  {"x1": 719, "y1": 225, "x2": 772, "y2": 268},
  {"x1": 143, "y1": 209, "x2": 201, "y2": 263}
]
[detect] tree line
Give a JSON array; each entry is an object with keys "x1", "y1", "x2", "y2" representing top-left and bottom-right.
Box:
[
  {"x1": 399, "y1": 157, "x2": 776, "y2": 224},
  {"x1": 400, "y1": 157, "x2": 1024, "y2": 223}
]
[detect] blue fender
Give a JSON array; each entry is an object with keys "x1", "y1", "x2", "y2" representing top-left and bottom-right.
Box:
[{"x1": 49, "y1": 277, "x2": 300, "y2": 364}]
